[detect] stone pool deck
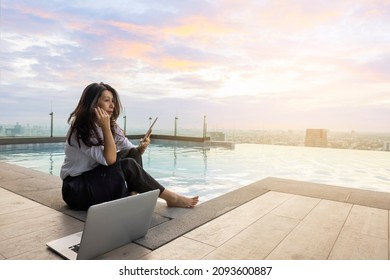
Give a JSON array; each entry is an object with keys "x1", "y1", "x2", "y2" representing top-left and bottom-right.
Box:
[{"x1": 0, "y1": 161, "x2": 389, "y2": 260}]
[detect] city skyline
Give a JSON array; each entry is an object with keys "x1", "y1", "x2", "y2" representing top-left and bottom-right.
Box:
[{"x1": 1, "y1": 0, "x2": 390, "y2": 133}]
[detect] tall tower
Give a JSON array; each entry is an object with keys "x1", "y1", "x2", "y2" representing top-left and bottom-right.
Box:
[
  {"x1": 174, "y1": 116, "x2": 178, "y2": 136},
  {"x1": 305, "y1": 129, "x2": 328, "y2": 147},
  {"x1": 49, "y1": 112, "x2": 53, "y2": 137}
]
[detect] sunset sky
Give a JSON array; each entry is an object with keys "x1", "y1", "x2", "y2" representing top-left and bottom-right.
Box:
[{"x1": 1, "y1": 0, "x2": 390, "y2": 133}]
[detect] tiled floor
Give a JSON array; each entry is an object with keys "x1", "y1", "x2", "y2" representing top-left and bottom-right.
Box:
[
  {"x1": 0, "y1": 187, "x2": 83, "y2": 260},
  {"x1": 141, "y1": 192, "x2": 389, "y2": 260},
  {"x1": 0, "y1": 161, "x2": 389, "y2": 260}
]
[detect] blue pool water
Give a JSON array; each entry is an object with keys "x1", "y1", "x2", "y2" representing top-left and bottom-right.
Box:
[{"x1": 1, "y1": 141, "x2": 389, "y2": 201}]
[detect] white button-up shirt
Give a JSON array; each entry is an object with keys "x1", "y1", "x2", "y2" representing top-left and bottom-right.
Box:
[{"x1": 60, "y1": 125, "x2": 135, "y2": 179}]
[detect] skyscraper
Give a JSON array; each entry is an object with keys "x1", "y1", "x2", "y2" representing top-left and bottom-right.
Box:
[{"x1": 305, "y1": 129, "x2": 328, "y2": 147}]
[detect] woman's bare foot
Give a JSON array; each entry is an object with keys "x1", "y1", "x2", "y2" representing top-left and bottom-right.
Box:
[
  {"x1": 167, "y1": 195, "x2": 199, "y2": 208},
  {"x1": 160, "y1": 189, "x2": 199, "y2": 208}
]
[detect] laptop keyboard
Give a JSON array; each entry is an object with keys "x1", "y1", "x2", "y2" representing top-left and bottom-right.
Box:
[{"x1": 69, "y1": 244, "x2": 80, "y2": 253}]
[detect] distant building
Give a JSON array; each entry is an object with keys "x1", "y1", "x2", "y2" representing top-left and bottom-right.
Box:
[
  {"x1": 384, "y1": 142, "x2": 390, "y2": 151},
  {"x1": 208, "y1": 131, "x2": 225, "y2": 141},
  {"x1": 305, "y1": 129, "x2": 328, "y2": 147},
  {"x1": 5, "y1": 123, "x2": 23, "y2": 137}
]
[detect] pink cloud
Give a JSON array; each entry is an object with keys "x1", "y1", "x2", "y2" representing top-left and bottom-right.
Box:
[
  {"x1": 162, "y1": 15, "x2": 233, "y2": 37},
  {"x1": 104, "y1": 17, "x2": 226, "y2": 71},
  {"x1": 14, "y1": 3, "x2": 59, "y2": 21}
]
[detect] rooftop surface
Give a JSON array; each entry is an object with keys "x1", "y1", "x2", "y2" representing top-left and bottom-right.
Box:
[{"x1": 0, "y1": 161, "x2": 389, "y2": 260}]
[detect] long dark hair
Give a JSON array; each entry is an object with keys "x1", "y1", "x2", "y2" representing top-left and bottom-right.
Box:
[{"x1": 67, "y1": 82, "x2": 122, "y2": 147}]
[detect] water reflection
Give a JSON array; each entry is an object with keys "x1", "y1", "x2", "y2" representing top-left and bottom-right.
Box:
[
  {"x1": 3, "y1": 141, "x2": 388, "y2": 202},
  {"x1": 129, "y1": 140, "x2": 230, "y2": 191},
  {"x1": 49, "y1": 151, "x2": 54, "y2": 175}
]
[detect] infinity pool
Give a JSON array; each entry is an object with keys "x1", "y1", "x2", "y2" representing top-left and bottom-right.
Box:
[{"x1": 1, "y1": 141, "x2": 389, "y2": 201}]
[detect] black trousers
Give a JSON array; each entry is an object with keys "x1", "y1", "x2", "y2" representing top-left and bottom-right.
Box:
[
  {"x1": 117, "y1": 148, "x2": 165, "y2": 195},
  {"x1": 62, "y1": 148, "x2": 164, "y2": 210}
]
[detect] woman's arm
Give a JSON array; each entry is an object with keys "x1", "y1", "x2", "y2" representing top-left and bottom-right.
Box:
[
  {"x1": 115, "y1": 125, "x2": 136, "y2": 151},
  {"x1": 95, "y1": 107, "x2": 117, "y2": 165}
]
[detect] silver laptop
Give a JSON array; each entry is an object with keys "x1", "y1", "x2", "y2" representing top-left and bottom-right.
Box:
[{"x1": 46, "y1": 189, "x2": 159, "y2": 260}]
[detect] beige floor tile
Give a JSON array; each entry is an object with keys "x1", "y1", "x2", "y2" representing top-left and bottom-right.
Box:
[
  {"x1": 329, "y1": 230, "x2": 388, "y2": 260},
  {"x1": 0, "y1": 192, "x2": 40, "y2": 214},
  {"x1": 266, "y1": 200, "x2": 352, "y2": 260},
  {"x1": 0, "y1": 187, "x2": 15, "y2": 198},
  {"x1": 328, "y1": 205, "x2": 389, "y2": 260},
  {"x1": 203, "y1": 195, "x2": 321, "y2": 260},
  {"x1": 184, "y1": 191, "x2": 292, "y2": 247},
  {"x1": 203, "y1": 213, "x2": 299, "y2": 259},
  {"x1": 341, "y1": 205, "x2": 388, "y2": 239},
  {"x1": 0, "y1": 211, "x2": 77, "y2": 241},
  {"x1": 141, "y1": 237, "x2": 216, "y2": 260},
  {"x1": 10, "y1": 247, "x2": 65, "y2": 260},
  {"x1": 0, "y1": 205, "x2": 58, "y2": 227},
  {"x1": 0, "y1": 217, "x2": 83, "y2": 259},
  {"x1": 270, "y1": 194, "x2": 320, "y2": 220}
]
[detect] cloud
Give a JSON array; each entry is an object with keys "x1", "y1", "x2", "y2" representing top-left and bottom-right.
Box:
[
  {"x1": 169, "y1": 73, "x2": 223, "y2": 90},
  {"x1": 1, "y1": 0, "x2": 390, "y2": 132}
]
